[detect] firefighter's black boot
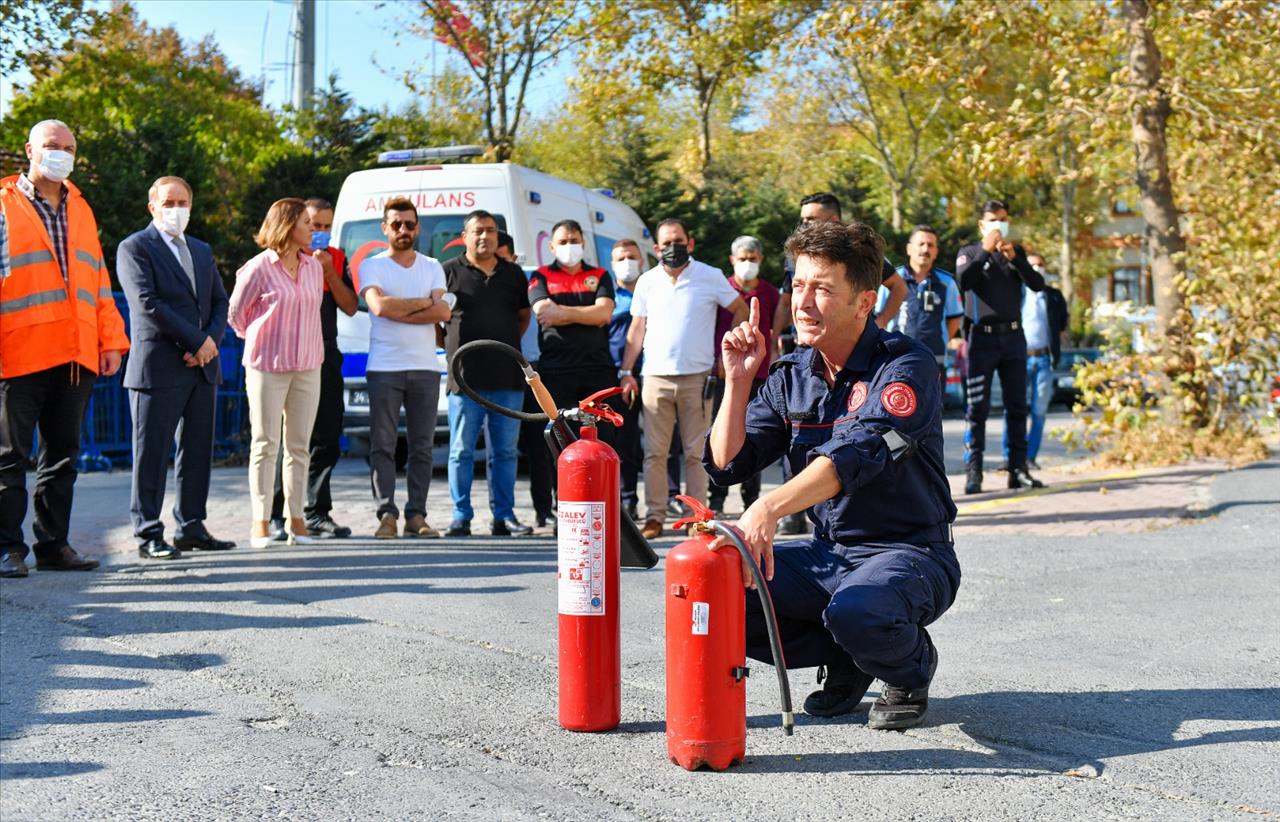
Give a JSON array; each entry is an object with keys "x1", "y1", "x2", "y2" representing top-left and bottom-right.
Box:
[
  {"x1": 803, "y1": 659, "x2": 874, "y2": 718},
  {"x1": 868, "y1": 640, "x2": 938, "y2": 731}
]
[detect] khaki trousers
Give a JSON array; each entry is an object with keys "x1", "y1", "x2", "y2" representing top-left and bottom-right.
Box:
[
  {"x1": 641, "y1": 372, "x2": 711, "y2": 523},
  {"x1": 246, "y1": 367, "x2": 322, "y2": 522}
]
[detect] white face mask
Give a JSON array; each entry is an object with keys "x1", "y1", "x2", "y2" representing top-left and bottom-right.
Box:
[
  {"x1": 554, "y1": 243, "x2": 584, "y2": 267},
  {"x1": 612, "y1": 258, "x2": 641, "y2": 283},
  {"x1": 156, "y1": 206, "x2": 191, "y2": 237},
  {"x1": 38, "y1": 149, "x2": 75, "y2": 182},
  {"x1": 734, "y1": 260, "x2": 760, "y2": 281},
  {"x1": 984, "y1": 220, "x2": 1010, "y2": 238}
]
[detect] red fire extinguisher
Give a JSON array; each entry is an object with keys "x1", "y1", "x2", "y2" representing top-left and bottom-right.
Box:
[
  {"x1": 556, "y1": 388, "x2": 625, "y2": 732},
  {"x1": 666, "y1": 496, "x2": 794, "y2": 770}
]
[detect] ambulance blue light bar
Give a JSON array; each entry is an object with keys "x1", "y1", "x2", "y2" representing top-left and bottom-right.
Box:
[{"x1": 377, "y1": 145, "x2": 484, "y2": 165}]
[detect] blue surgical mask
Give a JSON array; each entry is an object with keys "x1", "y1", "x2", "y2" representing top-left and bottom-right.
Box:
[{"x1": 310, "y1": 230, "x2": 331, "y2": 251}]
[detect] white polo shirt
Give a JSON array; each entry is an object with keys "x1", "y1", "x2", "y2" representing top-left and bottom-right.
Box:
[
  {"x1": 359, "y1": 251, "x2": 447, "y2": 372},
  {"x1": 630, "y1": 258, "x2": 740, "y2": 376}
]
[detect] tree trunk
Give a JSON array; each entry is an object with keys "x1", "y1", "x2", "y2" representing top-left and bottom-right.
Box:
[
  {"x1": 1123, "y1": 0, "x2": 1185, "y2": 337},
  {"x1": 698, "y1": 97, "x2": 713, "y2": 174},
  {"x1": 1057, "y1": 132, "x2": 1076, "y2": 311},
  {"x1": 889, "y1": 183, "x2": 903, "y2": 234},
  {"x1": 1059, "y1": 177, "x2": 1076, "y2": 310}
]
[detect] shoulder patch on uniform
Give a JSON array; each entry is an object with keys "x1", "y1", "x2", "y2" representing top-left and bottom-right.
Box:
[
  {"x1": 584, "y1": 275, "x2": 599, "y2": 290},
  {"x1": 847, "y1": 381, "x2": 868, "y2": 412},
  {"x1": 957, "y1": 254, "x2": 969, "y2": 267},
  {"x1": 881, "y1": 382, "x2": 918, "y2": 417}
]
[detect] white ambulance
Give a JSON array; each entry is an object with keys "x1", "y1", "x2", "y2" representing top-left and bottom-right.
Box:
[{"x1": 331, "y1": 146, "x2": 655, "y2": 458}]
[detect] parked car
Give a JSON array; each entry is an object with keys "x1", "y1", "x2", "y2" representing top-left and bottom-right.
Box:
[{"x1": 1052, "y1": 347, "x2": 1102, "y2": 406}]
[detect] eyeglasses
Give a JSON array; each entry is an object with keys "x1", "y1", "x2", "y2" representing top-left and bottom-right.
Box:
[{"x1": 388, "y1": 220, "x2": 418, "y2": 231}]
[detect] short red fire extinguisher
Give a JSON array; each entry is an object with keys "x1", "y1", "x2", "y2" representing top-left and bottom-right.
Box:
[
  {"x1": 555, "y1": 388, "x2": 626, "y2": 732},
  {"x1": 665, "y1": 496, "x2": 794, "y2": 770}
]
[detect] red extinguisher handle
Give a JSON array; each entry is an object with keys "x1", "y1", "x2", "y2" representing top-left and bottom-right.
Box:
[
  {"x1": 672, "y1": 494, "x2": 716, "y2": 530},
  {"x1": 578, "y1": 386, "x2": 625, "y2": 428}
]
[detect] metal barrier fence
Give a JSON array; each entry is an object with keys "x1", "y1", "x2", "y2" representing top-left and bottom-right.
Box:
[{"x1": 74, "y1": 293, "x2": 250, "y2": 471}]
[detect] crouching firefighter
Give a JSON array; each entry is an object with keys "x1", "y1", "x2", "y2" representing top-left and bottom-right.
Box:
[{"x1": 704, "y1": 219, "x2": 959, "y2": 730}]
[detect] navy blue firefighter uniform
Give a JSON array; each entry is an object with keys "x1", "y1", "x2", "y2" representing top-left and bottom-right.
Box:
[{"x1": 702, "y1": 320, "x2": 960, "y2": 694}]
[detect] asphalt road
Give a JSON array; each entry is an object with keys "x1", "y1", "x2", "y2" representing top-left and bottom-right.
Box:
[{"x1": 1, "y1": 438, "x2": 1277, "y2": 818}]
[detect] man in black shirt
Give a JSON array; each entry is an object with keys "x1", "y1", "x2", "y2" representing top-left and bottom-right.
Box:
[
  {"x1": 955, "y1": 199, "x2": 1046, "y2": 494},
  {"x1": 442, "y1": 210, "x2": 533, "y2": 537},
  {"x1": 269, "y1": 197, "x2": 357, "y2": 539},
  {"x1": 528, "y1": 219, "x2": 619, "y2": 437}
]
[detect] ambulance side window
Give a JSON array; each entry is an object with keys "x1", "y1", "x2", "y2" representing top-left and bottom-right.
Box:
[{"x1": 594, "y1": 235, "x2": 617, "y2": 270}]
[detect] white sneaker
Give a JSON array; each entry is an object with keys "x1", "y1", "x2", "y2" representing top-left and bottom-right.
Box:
[
  {"x1": 250, "y1": 535, "x2": 274, "y2": 549},
  {"x1": 286, "y1": 533, "x2": 314, "y2": 546}
]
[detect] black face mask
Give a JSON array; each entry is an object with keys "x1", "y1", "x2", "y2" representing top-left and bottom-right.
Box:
[{"x1": 660, "y1": 243, "x2": 690, "y2": 269}]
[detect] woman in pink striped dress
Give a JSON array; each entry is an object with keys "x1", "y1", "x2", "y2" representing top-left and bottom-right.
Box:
[{"x1": 229, "y1": 198, "x2": 325, "y2": 547}]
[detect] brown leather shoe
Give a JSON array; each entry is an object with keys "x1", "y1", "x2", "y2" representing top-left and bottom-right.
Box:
[
  {"x1": 374, "y1": 514, "x2": 399, "y2": 540},
  {"x1": 403, "y1": 515, "x2": 440, "y2": 538},
  {"x1": 35, "y1": 545, "x2": 100, "y2": 571},
  {"x1": 641, "y1": 520, "x2": 663, "y2": 540},
  {"x1": 0, "y1": 551, "x2": 29, "y2": 578}
]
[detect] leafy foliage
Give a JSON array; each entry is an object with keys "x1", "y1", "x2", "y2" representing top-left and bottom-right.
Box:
[{"x1": 0, "y1": 3, "x2": 283, "y2": 275}]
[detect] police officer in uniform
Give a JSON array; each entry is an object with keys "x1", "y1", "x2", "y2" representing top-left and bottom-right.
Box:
[
  {"x1": 955, "y1": 200, "x2": 1045, "y2": 494},
  {"x1": 705, "y1": 220, "x2": 959, "y2": 729},
  {"x1": 879, "y1": 225, "x2": 963, "y2": 400}
]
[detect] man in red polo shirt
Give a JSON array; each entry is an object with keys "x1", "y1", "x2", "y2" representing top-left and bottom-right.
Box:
[
  {"x1": 527, "y1": 219, "x2": 620, "y2": 457},
  {"x1": 710, "y1": 235, "x2": 780, "y2": 515}
]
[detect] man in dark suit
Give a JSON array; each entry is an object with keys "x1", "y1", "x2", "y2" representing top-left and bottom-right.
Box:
[{"x1": 116, "y1": 176, "x2": 234, "y2": 559}]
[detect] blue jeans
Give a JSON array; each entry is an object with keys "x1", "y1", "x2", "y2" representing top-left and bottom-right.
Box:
[
  {"x1": 1002, "y1": 354, "x2": 1054, "y2": 462},
  {"x1": 447, "y1": 390, "x2": 523, "y2": 523}
]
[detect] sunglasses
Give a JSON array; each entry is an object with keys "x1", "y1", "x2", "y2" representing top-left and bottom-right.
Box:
[{"x1": 388, "y1": 220, "x2": 418, "y2": 231}]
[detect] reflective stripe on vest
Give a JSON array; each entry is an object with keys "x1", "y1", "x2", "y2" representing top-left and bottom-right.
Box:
[
  {"x1": 9, "y1": 249, "x2": 57, "y2": 270},
  {"x1": 76, "y1": 287, "x2": 97, "y2": 307},
  {"x1": 74, "y1": 248, "x2": 102, "y2": 271},
  {"x1": 0, "y1": 286, "x2": 67, "y2": 315}
]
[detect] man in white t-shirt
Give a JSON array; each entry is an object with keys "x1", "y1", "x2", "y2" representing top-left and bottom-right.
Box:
[
  {"x1": 618, "y1": 218, "x2": 747, "y2": 538},
  {"x1": 359, "y1": 198, "x2": 452, "y2": 539}
]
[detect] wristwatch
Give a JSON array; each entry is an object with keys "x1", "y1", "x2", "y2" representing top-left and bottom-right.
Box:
[{"x1": 617, "y1": 369, "x2": 632, "y2": 379}]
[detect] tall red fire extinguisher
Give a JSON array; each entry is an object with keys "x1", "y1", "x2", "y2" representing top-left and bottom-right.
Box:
[
  {"x1": 555, "y1": 388, "x2": 625, "y2": 732},
  {"x1": 665, "y1": 496, "x2": 794, "y2": 770}
]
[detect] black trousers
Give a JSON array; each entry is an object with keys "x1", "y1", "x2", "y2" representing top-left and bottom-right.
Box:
[
  {"x1": 271, "y1": 345, "x2": 344, "y2": 522},
  {"x1": 708, "y1": 377, "x2": 764, "y2": 511},
  {"x1": 536, "y1": 368, "x2": 621, "y2": 499},
  {"x1": 0, "y1": 363, "x2": 95, "y2": 559},
  {"x1": 615, "y1": 385, "x2": 642, "y2": 510},
  {"x1": 129, "y1": 378, "x2": 216, "y2": 543},
  {"x1": 964, "y1": 329, "x2": 1029, "y2": 468},
  {"x1": 518, "y1": 373, "x2": 554, "y2": 518}
]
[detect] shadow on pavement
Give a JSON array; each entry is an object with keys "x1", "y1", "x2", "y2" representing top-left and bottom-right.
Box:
[{"x1": 738, "y1": 687, "x2": 1280, "y2": 775}]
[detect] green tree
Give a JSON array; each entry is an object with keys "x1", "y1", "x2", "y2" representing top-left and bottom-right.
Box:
[
  {"x1": 399, "y1": 0, "x2": 596, "y2": 162},
  {"x1": 0, "y1": 2, "x2": 285, "y2": 275},
  {"x1": 0, "y1": 0, "x2": 101, "y2": 75},
  {"x1": 586, "y1": 0, "x2": 815, "y2": 176}
]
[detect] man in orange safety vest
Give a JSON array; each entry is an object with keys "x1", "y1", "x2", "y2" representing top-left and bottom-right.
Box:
[{"x1": 0, "y1": 119, "x2": 130, "y2": 578}]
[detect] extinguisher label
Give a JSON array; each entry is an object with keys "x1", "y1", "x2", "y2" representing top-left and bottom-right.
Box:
[
  {"x1": 557, "y1": 501, "x2": 606, "y2": 616},
  {"x1": 692, "y1": 602, "x2": 710, "y2": 636}
]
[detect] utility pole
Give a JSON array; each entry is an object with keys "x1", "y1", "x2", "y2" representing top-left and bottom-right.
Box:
[{"x1": 292, "y1": 0, "x2": 316, "y2": 110}]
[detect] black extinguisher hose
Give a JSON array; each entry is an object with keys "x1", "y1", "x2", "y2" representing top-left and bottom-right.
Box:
[
  {"x1": 708, "y1": 520, "x2": 795, "y2": 736},
  {"x1": 448, "y1": 339, "x2": 553, "y2": 423},
  {"x1": 447, "y1": 339, "x2": 659, "y2": 570}
]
